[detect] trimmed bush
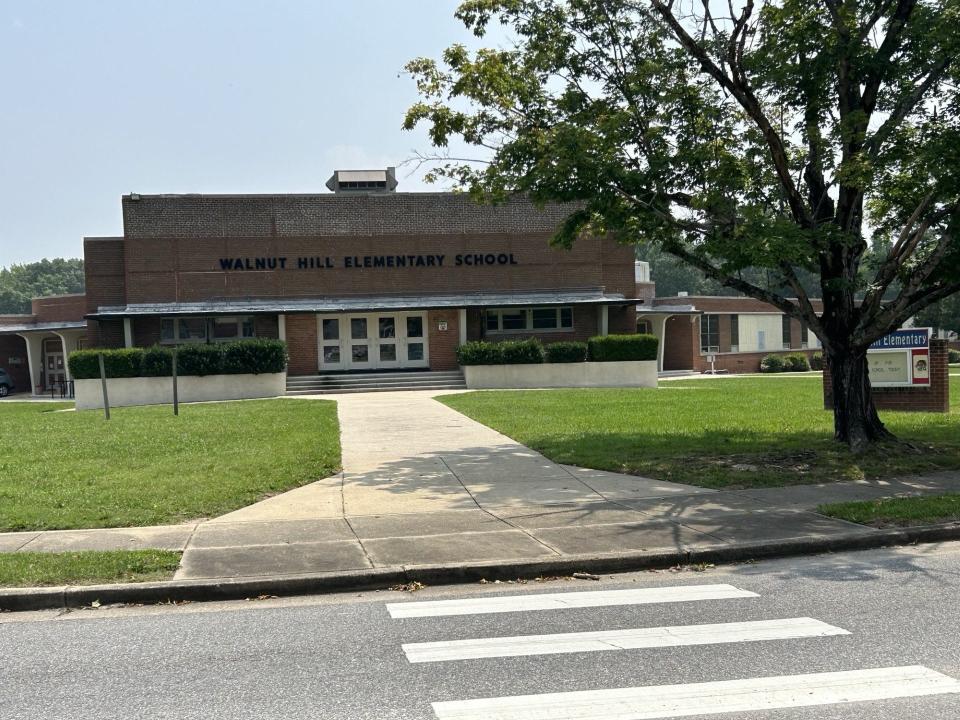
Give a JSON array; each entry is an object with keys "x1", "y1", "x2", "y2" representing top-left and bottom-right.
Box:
[
  {"x1": 456, "y1": 341, "x2": 503, "y2": 366},
  {"x1": 587, "y1": 334, "x2": 658, "y2": 362},
  {"x1": 68, "y1": 348, "x2": 144, "y2": 379},
  {"x1": 545, "y1": 341, "x2": 588, "y2": 363},
  {"x1": 174, "y1": 344, "x2": 225, "y2": 377},
  {"x1": 68, "y1": 339, "x2": 288, "y2": 379},
  {"x1": 140, "y1": 346, "x2": 173, "y2": 377},
  {"x1": 498, "y1": 338, "x2": 546, "y2": 364},
  {"x1": 222, "y1": 339, "x2": 288, "y2": 375},
  {"x1": 784, "y1": 353, "x2": 811, "y2": 372},
  {"x1": 949, "y1": 348, "x2": 960, "y2": 364},
  {"x1": 760, "y1": 354, "x2": 785, "y2": 373}
]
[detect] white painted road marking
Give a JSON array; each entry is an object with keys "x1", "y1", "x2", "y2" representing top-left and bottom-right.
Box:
[
  {"x1": 403, "y1": 617, "x2": 848, "y2": 663},
  {"x1": 431, "y1": 666, "x2": 960, "y2": 719},
  {"x1": 387, "y1": 584, "x2": 758, "y2": 618}
]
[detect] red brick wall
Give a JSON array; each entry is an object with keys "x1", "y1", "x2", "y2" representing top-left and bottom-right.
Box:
[
  {"x1": 823, "y1": 340, "x2": 950, "y2": 413},
  {"x1": 31, "y1": 294, "x2": 86, "y2": 323},
  {"x1": 0, "y1": 336, "x2": 30, "y2": 392},
  {"x1": 428, "y1": 309, "x2": 460, "y2": 370},
  {"x1": 84, "y1": 238, "x2": 127, "y2": 347},
  {"x1": 285, "y1": 315, "x2": 318, "y2": 375},
  {"x1": 133, "y1": 317, "x2": 161, "y2": 347},
  {"x1": 112, "y1": 232, "x2": 634, "y2": 306}
]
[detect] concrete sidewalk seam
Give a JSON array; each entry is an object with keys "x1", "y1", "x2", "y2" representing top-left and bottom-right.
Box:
[{"x1": 3, "y1": 522, "x2": 959, "y2": 613}]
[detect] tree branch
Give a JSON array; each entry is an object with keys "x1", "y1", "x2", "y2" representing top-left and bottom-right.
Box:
[{"x1": 649, "y1": 0, "x2": 813, "y2": 229}]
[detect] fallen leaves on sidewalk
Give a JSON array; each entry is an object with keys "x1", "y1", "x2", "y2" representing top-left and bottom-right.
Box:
[{"x1": 390, "y1": 581, "x2": 426, "y2": 593}]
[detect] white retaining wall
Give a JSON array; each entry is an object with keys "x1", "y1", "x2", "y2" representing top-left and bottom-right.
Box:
[
  {"x1": 74, "y1": 372, "x2": 287, "y2": 410},
  {"x1": 463, "y1": 361, "x2": 657, "y2": 389}
]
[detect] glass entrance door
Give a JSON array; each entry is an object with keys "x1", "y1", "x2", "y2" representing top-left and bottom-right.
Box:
[
  {"x1": 317, "y1": 312, "x2": 430, "y2": 372},
  {"x1": 320, "y1": 317, "x2": 346, "y2": 371}
]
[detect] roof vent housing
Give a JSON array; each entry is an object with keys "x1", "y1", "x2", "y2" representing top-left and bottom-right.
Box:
[{"x1": 326, "y1": 167, "x2": 398, "y2": 193}]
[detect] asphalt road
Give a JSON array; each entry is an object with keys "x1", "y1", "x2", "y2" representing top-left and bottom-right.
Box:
[{"x1": 2, "y1": 542, "x2": 960, "y2": 719}]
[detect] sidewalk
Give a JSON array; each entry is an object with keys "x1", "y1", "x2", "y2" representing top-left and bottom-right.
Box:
[{"x1": 2, "y1": 390, "x2": 960, "y2": 588}]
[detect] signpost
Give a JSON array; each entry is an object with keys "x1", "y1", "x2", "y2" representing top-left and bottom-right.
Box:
[{"x1": 868, "y1": 328, "x2": 931, "y2": 387}]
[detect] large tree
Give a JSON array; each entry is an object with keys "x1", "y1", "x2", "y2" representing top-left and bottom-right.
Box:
[
  {"x1": 404, "y1": 0, "x2": 960, "y2": 450},
  {"x1": 0, "y1": 259, "x2": 85, "y2": 314}
]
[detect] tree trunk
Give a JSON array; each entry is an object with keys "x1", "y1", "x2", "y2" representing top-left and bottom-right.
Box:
[{"x1": 828, "y1": 349, "x2": 895, "y2": 452}]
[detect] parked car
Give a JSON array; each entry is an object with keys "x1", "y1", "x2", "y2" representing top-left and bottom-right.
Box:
[{"x1": 0, "y1": 368, "x2": 14, "y2": 397}]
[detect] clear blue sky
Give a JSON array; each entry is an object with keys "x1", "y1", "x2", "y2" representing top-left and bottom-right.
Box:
[{"x1": 0, "y1": 1, "x2": 495, "y2": 264}]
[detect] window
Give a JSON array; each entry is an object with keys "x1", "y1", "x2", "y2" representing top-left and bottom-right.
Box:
[
  {"x1": 782, "y1": 315, "x2": 792, "y2": 349},
  {"x1": 160, "y1": 316, "x2": 256, "y2": 344},
  {"x1": 700, "y1": 314, "x2": 719, "y2": 353},
  {"x1": 485, "y1": 307, "x2": 574, "y2": 333},
  {"x1": 730, "y1": 315, "x2": 739, "y2": 352},
  {"x1": 801, "y1": 323, "x2": 809, "y2": 349},
  {"x1": 637, "y1": 318, "x2": 652, "y2": 334}
]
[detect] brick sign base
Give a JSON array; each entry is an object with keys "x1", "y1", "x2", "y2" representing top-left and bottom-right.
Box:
[{"x1": 823, "y1": 339, "x2": 950, "y2": 413}]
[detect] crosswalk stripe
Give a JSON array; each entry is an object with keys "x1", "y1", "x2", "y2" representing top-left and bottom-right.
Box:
[
  {"x1": 431, "y1": 665, "x2": 960, "y2": 719},
  {"x1": 403, "y1": 617, "x2": 848, "y2": 663},
  {"x1": 387, "y1": 584, "x2": 758, "y2": 618}
]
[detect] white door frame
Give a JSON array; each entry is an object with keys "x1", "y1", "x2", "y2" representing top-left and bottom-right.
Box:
[{"x1": 317, "y1": 312, "x2": 430, "y2": 372}]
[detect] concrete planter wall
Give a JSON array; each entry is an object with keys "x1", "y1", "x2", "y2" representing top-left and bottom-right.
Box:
[
  {"x1": 74, "y1": 372, "x2": 286, "y2": 410},
  {"x1": 462, "y1": 361, "x2": 657, "y2": 389}
]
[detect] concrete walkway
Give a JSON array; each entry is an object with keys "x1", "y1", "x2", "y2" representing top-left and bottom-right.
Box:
[{"x1": 2, "y1": 390, "x2": 960, "y2": 583}]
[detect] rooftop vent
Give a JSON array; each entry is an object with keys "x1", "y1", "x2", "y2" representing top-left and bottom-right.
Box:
[{"x1": 326, "y1": 167, "x2": 398, "y2": 193}]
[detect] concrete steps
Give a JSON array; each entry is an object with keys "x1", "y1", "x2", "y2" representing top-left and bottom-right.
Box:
[{"x1": 286, "y1": 370, "x2": 467, "y2": 395}]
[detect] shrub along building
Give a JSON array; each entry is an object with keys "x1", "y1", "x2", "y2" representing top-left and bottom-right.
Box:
[{"x1": 0, "y1": 168, "x2": 648, "y2": 394}]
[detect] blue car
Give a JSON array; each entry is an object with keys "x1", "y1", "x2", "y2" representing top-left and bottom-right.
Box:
[{"x1": 0, "y1": 368, "x2": 14, "y2": 397}]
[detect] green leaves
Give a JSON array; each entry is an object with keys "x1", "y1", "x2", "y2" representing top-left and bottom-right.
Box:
[
  {"x1": 0, "y1": 258, "x2": 84, "y2": 314},
  {"x1": 405, "y1": 0, "x2": 959, "y2": 349}
]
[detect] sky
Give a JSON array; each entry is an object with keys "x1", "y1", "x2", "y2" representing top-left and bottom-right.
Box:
[{"x1": 0, "y1": 0, "x2": 497, "y2": 265}]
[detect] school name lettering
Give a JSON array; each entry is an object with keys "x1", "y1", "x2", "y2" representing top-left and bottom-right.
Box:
[{"x1": 218, "y1": 254, "x2": 519, "y2": 271}]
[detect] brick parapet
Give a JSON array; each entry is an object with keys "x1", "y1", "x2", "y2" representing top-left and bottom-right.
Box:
[{"x1": 30, "y1": 294, "x2": 87, "y2": 324}]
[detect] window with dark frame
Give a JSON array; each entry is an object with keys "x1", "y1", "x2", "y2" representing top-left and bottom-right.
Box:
[
  {"x1": 485, "y1": 307, "x2": 575, "y2": 333},
  {"x1": 782, "y1": 315, "x2": 792, "y2": 349},
  {"x1": 730, "y1": 314, "x2": 739, "y2": 352},
  {"x1": 801, "y1": 323, "x2": 809, "y2": 349},
  {"x1": 700, "y1": 314, "x2": 720, "y2": 353}
]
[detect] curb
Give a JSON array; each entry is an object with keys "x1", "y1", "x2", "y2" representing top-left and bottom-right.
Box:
[{"x1": 3, "y1": 522, "x2": 960, "y2": 613}]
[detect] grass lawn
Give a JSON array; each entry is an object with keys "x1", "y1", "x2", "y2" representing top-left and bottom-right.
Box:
[
  {"x1": 819, "y1": 495, "x2": 960, "y2": 528},
  {"x1": 0, "y1": 550, "x2": 181, "y2": 587},
  {"x1": 0, "y1": 399, "x2": 340, "y2": 531},
  {"x1": 440, "y1": 375, "x2": 960, "y2": 489}
]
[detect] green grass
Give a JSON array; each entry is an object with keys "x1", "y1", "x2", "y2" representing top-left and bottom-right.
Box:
[
  {"x1": 440, "y1": 376, "x2": 960, "y2": 489},
  {"x1": 819, "y1": 494, "x2": 960, "y2": 528},
  {"x1": 0, "y1": 550, "x2": 181, "y2": 587},
  {"x1": 0, "y1": 399, "x2": 340, "y2": 531}
]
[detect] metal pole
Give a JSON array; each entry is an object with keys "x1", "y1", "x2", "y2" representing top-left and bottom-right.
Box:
[
  {"x1": 172, "y1": 348, "x2": 179, "y2": 416},
  {"x1": 98, "y1": 353, "x2": 110, "y2": 420}
]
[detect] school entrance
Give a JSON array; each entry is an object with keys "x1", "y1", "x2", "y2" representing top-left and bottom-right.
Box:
[{"x1": 317, "y1": 312, "x2": 429, "y2": 371}]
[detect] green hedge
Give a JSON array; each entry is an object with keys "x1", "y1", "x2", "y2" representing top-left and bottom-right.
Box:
[
  {"x1": 458, "y1": 335, "x2": 658, "y2": 365},
  {"x1": 784, "y1": 353, "x2": 810, "y2": 372},
  {"x1": 68, "y1": 339, "x2": 288, "y2": 379},
  {"x1": 949, "y1": 348, "x2": 960, "y2": 364},
  {"x1": 456, "y1": 339, "x2": 546, "y2": 365},
  {"x1": 545, "y1": 341, "x2": 588, "y2": 363},
  {"x1": 760, "y1": 354, "x2": 785, "y2": 372},
  {"x1": 587, "y1": 334, "x2": 658, "y2": 362},
  {"x1": 499, "y1": 339, "x2": 545, "y2": 364},
  {"x1": 810, "y1": 352, "x2": 825, "y2": 371},
  {"x1": 761, "y1": 353, "x2": 814, "y2": 372},
  {"x1": 456, "y1": 341, "x2": 504, "y2": 365}
]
